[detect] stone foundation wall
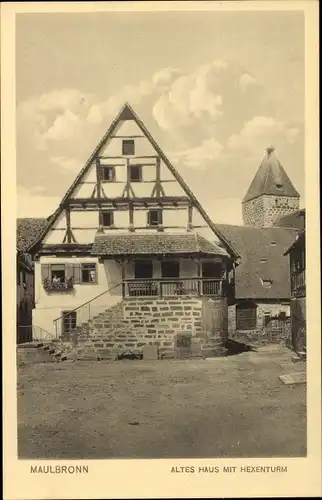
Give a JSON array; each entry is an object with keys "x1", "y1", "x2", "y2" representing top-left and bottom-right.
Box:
[
  {"x1": 228, "y1": 301, "x2": 291, "y2": 346},
  {"x1": 69, "y1": 296, "x2": 228, "y2": 360}
]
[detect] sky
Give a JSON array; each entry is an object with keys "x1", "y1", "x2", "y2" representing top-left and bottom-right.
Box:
[{"x1": 16, "y1": 10, "x2": 305, "y2": 224}]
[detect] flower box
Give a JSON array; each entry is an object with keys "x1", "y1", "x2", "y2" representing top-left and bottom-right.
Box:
[{"x1": 43, "y1": 278, "x2": 74, "y2": 292}]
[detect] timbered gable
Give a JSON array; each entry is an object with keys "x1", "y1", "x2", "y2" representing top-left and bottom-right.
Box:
[{"x1": 31, "y1": 103, "x2": 238, "y2": 258}]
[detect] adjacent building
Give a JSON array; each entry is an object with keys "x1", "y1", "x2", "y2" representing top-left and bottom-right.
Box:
[
  {"x1": 16, "y1": 218, "x2": 49, "y2": 343},
  {"x1": 214, "y1": 147, "x2": 305, "y2": 345},
  {"x1": 284, "y1": 213, "x2": 306, "y2": 354}
]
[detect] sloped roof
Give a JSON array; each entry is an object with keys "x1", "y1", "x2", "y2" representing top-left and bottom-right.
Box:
[
  {"x1": 17, "y1": 218, "x2": 49, "y2": 252},
  {"x1": 214, "y1": 223, "x2": 297, "y2": 299},
  {"x1": 243, "y1": 147, "x2": 300, "y2": 203},
  {"x1": 284, "y1": 230, "x2": 305, "y2": 256},
  {"x1": 91, "y1": 233, "x2": 228, "y2": 257},
  {"x1": 274, "y1": 209, "x2": 305, "y2": 231},
  {"x1": 29, "y1": 102, "x2": 238, "y2": 260}
]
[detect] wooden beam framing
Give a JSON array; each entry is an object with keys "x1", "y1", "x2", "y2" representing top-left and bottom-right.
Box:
[
  {"x1": 95, "y1": 157, "x2": 102, "y2": 198},
  {"x1": 188, "y1": 202, "x2": 193, "y2": 230}
]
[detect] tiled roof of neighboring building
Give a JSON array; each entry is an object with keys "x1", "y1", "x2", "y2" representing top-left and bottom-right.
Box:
[
  {"x1": 214, "y1": 223, "x2": 298, "y2": 299},
  {"x1": 243, "y1": 148, "x2": 300, "y2": 203},
  {"x1": 17, "y1": 218, "x2": 49, "y2": 252},
  {"x1": 91, "y1": 232, "x2": 228, "y2": 257},
  {"x1": 274, "y1": 209, "x2": 305, "y2": 231},
  {"x1": 284, "y1": 229, "x2": 305, "y2": 256}
]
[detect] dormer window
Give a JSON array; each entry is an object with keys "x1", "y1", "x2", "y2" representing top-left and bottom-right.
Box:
[
  {"x1": 147, "y1": 209, "x2": 162, "y2": 226},
  {"x1": 102, "y1": 166, "x2": 116, "y2": 182},
  {"x1": 260, "y1": 277, "x2": 273, "y2": 288},
  {"x1": 276, "y1": 183, "x2": 283, "y2": 188},
  {"x1": 271, "y1": 241, "x2": 277, "y2": 246},
  {"x1": 260, "y1": 259, "x2": 268, "y2": 264},
  {"x1": 129, "y1": 165, "x2": 142, "y2": 182},
  {"x1": 122, "y1": 139, "x2": 135, "y2": 156}
]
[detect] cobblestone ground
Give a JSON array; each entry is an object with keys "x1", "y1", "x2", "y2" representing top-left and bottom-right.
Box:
[{"x1": 17, "y1": 345, "x2": 306, "y2": 459}]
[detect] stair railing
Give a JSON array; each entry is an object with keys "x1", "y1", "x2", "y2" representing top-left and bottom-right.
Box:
[{"x1": 53, "y1": 282, "x2": 122, "y2": 339}]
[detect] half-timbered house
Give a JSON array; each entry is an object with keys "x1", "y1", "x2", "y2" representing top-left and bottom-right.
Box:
[{"x1": 29, "y1": 103, "x2": 236, "y2": 359}]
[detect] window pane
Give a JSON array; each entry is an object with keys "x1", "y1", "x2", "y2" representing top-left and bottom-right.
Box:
[
  {"x1": 122, "y1": 140, "x2": 135, "y2": 156},
  {"x1": 148, "y1": 210, "x2": 162, "y2": 226},
  {"x1": 161, "y1": 261, "x2": 180, "y2": 278},
  {"x1": 81, "y1": 264, "x2": 96, "y2": 283},
  {"x1": 102, "y1": 166, "x2": 115, "y2": 181},
  {"x1": 134, "y1": 260, "x2": 153, "y2": 279},
  {"x1": 102, "y1": 212, "x2": 114, "y2": 227},
  {"x1": 129, "y1": 165, "x2": 142, "y2": 182}
]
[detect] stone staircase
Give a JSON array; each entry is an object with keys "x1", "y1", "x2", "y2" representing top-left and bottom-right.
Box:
[{"x1": 17, "y1": 340, "x2": 68, "y2": 366}]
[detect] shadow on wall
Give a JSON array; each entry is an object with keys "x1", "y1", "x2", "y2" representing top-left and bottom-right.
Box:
[{"x1": 103, "y1": 260, "x2": 123, "y2": 296}]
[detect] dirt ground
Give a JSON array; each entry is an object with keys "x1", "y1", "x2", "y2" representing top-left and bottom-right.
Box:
[{"x1": 17, "y1": 345, "x2": 306, "y2": 459}]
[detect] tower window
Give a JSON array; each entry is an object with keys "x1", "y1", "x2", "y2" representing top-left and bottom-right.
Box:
[
  {"x1": 129, "y1": 165, "x2": 142, "y2": 182},
  {"x1": 147, "y1": 209, "x2": 163, "y2": 226},
  {"x1": 102, "y1": 211, "x2": 114, "y2": 227},
  {"x1": 102, "y1": 166, "x2": 116, "y2": 182},
  {"x1": 122, "y1": 139, "x2": 135, "y2": 156}
]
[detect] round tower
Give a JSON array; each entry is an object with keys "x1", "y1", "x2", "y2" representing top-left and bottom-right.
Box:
[{"x1": 242, "y1": 147, "x2": 300, "y2": 228}]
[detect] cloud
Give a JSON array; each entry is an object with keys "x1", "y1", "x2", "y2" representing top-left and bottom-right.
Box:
[
  {"x1": 152, "y1": 60, "x2": 261, "y2": 135},
  {"x1": 16, "y1": 58, "x2": 303, "y2": 219},
  {"x1": 169, "y1": 137, "x2": 223, "y2": 170},
  {"x1": 50, "y1": 156, "x2": 80, "y2": 173},
  {"x1": 227, "y1": 116, "x2": 300, "y2": 152}
]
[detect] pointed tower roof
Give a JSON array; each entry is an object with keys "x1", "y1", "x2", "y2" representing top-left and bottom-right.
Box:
[{"x1": 242, "y1": 146, "x2": 300, "y2": 203}]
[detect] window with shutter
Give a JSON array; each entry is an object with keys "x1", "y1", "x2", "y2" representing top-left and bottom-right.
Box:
[{"x1": 41, "y1": 264, "x2": 50, "y2": 282}]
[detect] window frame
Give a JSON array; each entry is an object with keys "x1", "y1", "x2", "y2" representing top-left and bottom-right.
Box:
[
  {"x1": 101, "y1": 166, "x2": 116, "y2": 182},
  {"x1": 129, "y1": 164, "x2": 142, "y2": 182},
  {"x1": 81, "y1": 263, "x2": 97, "y2": 284},
  {"x1": 50, "y1": 264, "x2": 66, "y2": 282},
  {"x1": 102, "y1": 211, "x2": 115, "y2": 228},
  {"x1": 147, "y1": 209, "x2": 163, "y2": 227},
  {"x1": 122, "y1": 139, "x2": 135, "y2": 156},
  {"x1": 161, "y1": 261, "x2": 180, "y2": 278}
]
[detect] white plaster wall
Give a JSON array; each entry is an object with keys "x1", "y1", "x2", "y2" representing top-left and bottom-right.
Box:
[
  {"x1": 112, "y1": 119, "x2": 144, "y2": 137},
  {"x1": 42, "y1": 229, "x2": 65, "y2": 245},
  {"x1": 33, "y1": 257, "x2": 123, "y2": 334},
  {"x1": 160, "y1": 161, "x2": 176, "y2": 181},
  {"x1": 73, "y1": 182, "x2": 96, "y2": 198},
  {"x1": 71, "y1": 210, "x2": 98, "y2": 227},
  {"x1": 72, "y1": 228, "x2": 97, "y2": 243},
  {"x1": 162, "y1": 208, "x2": 188, "y2": 228},
  {"x1": 131, "y1": 182, "x2": 154, "y2": 197},
  {"x1": 163, "y1": 181, "x2": 186, "y2": 197}
]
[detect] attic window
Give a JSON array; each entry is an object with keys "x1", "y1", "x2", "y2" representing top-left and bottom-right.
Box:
[
  {"x1": 122, "y1": 139, "x2": 135, "y2": 156},
  {"x1": 102, "y1": 166, "x2": 115, "y2": 182},
  {"x1": 129, "y1": 165, "x2": 142, "y2": 182}
]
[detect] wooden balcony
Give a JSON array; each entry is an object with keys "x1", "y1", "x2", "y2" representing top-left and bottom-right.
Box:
[
  {"x1": 123, "y1": 277, "x2": 225, "y2": 298},
  {"x1": 291, "y1": 270, "x2": 306, "y2": 298}
]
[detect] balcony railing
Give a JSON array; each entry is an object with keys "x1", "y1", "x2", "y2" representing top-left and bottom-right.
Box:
[
  {"x1": 123, "y1": 278, "x2": 224, "y2": 298},
  {"x1": 291, "y1": 270, "x2": 306, "y2": 297},
  {"x1": 43, "y1": 277, "x2": 74, "y2": 293}
]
